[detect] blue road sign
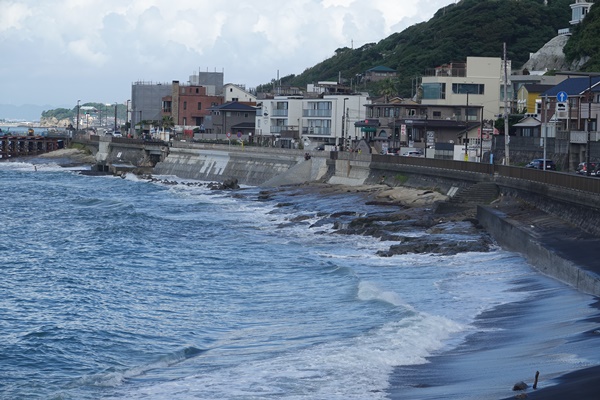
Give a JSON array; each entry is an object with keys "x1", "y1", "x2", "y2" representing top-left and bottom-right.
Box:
[{"x1": 557, "y1": 91, "x2": 568, "y2": 102}]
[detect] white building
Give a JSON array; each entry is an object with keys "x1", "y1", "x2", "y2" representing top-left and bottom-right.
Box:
[
  {"x1": 570, "y1": 0, "x2": 594, "y2": 25},
  {"x1": 256, "y1": 86, "x2": 370, "y2": 149},
  {"x1": 223, "y1": 83, "x2": 257, "y2": 103}
]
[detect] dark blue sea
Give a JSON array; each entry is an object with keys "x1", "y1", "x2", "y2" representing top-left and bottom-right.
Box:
[{"x1": 1, "y1": 158, "x2": 600, "y2": 400}]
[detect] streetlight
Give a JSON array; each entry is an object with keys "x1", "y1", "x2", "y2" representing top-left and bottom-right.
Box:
[{"x1": 341, "y1": 97, "x2": 349, "y2": 151}]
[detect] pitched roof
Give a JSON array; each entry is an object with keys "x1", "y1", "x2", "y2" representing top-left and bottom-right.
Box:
[
  {"x1": 541, "y1": 76, "x2": 600, "y2": 97},
  {"x1": 523, "y1": 84, "x2": 554, "y2": 93},
  {"x1": 209, "y1": 101, "x2": 257, "y2": 112},
  {"x1": 366, "y1": 65, "x2": 396, "y2": 73}
]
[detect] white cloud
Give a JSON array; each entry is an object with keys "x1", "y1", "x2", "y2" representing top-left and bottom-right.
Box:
[{"x1": 0, "y1": 0, "x2": 456, "y2": 108}]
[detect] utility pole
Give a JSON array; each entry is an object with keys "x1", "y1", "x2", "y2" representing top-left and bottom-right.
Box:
[
  {"x1": 503, "y1": 42, "x2": 510, "y2": 166},
  {"x1": 587, "y1": 74, "x2": 592, "y2": 176},
  {"x1": 114, "y1": 102, "x2": 118, "y2": 132},
  {"x1": 465, "y1": 92, "x2": 469, "y2": 161},
  {"x1": 76, "y1": 100, "x2": 80, "y2": 133}
]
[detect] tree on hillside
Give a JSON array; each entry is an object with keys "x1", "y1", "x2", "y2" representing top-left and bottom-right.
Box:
[
  {"x1": 563, "y1": 3, "x2": 600, "y2": 71},
  {"x1": 281, "y1": 0, "x2": 573, "y2": 97}
]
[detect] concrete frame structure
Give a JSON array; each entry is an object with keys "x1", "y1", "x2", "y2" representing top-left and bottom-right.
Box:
[{"x1": 420, "y1": 57, "x2": 508, "y2": 122}]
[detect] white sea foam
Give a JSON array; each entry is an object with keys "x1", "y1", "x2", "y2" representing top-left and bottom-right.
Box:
[{"x1": 108, "y1": 312, "x2": 465, "y2": 400}]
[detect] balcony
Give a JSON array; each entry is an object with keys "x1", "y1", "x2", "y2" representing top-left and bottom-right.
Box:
[
  {"x1": 570, "y1": 130, "x2": 600, "y2": 143},
  {"x1": 303, "y1": 109, "x2": 332, "y2": 118},
  {"x1": 272, "y1": 109, "x2": 288, "y2": 117},
  {"x1": 302, "y1": 126, "x2": 332, "y2": 136}
]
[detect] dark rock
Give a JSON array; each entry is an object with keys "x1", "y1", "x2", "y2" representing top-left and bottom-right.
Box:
[
  {"x1": 290, "y1": 215, "x2": 312, "y2": 222},
  {"x1": 513, "y1": 381, "x2": 529, "y2": 391}
]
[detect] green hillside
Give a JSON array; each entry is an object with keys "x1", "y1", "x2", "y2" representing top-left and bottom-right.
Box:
[
  {"x1": 264, "y1": 0, "x2": 574, "y2": 97},
  {"x1": 564, "y1": 1, "x2": 600, "y2": 70}
]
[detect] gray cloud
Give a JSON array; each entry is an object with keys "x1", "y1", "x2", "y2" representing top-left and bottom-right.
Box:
[{"x1": 0, "y1": 0, "x2": 456, "y2": 108}]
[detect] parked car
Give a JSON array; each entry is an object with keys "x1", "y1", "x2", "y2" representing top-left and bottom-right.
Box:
[
  {"x1": 401, "y1": 150, "x2": 424, "y2": 157},
  {"x1": 525, "y1": 159, "x2": 556, "y2": 170},
  {"x1": 576, "y1": 162, "x2": 597, "y2": 175}
]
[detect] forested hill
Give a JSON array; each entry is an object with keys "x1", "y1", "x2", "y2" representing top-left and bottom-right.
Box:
[{"x1": 268, "y1": 0, "x2": 574, "y2": 97}]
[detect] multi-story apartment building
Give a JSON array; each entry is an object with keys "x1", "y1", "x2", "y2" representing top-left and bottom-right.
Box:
[
  {"x1": 162, "y1": 81, "x2": 224, "y2": 129},
  {"x1": 255, "y1": 82, "x2": 370, "y2": 149},
  {"x1": 420, "y1": 57, "x2": 508, "y2": 122}
]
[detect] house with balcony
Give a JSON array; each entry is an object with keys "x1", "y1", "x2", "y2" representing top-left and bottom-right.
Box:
[
  {"x1": 540, "y1": 75, "x2": 600, "y2": 168},
  {"x1": 256, "y1": 83, "x2": 370, "y2": 149},
  {"x1": 355, "y1": 97, "x2": 483, "y2": 159}
]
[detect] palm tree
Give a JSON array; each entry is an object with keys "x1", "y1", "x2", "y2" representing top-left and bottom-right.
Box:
[{"x1": 161, "y1": 116, "x2": 175, "y2": 132}]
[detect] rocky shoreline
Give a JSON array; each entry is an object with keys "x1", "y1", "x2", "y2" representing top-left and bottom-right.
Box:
[{"x1": 36, "y1": 148, "x2": 502, "y2": 258}]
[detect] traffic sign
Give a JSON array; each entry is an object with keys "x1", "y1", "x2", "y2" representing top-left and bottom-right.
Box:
[
  {"x1": 557, "y1": 91, "x2": 568, "y2": 102},
  {"x1": 226, "y1": 132, "x2": 231, "y2": 138}
]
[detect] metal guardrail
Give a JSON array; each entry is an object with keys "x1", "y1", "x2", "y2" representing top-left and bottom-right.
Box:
[{"x1": 368, "y1": 153, "x2": 600, "y2": 195}]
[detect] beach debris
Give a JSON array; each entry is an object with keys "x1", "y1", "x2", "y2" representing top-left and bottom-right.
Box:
[{"x1": 533, "y1": 370, "x2": 540, "y2": 389}]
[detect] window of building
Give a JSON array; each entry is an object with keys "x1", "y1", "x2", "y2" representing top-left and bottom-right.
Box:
[
  {"x1": 384, "y1": 108, "x2": 390, "y2": 117},
  {"x1": 183, "y1": 101, "x2": 187, "y2": 110},
  {"x1": 433, "y1": 111, "x2": 442, "y2": 118},
  {"x1": 232, "y1": 98, "x2": 239, "y2": 102},
  {"x1": 196, "y1": 88, "x2": 199, "y2": 93},
  {"x1": 198, "y1": 102, "x2": 202, "y2": 110},
  {"x1": 452, "y1": 83, "x2": 484, "y2": 95},
  {"x1": 422, "y1": 83, "x2": 446, "y2": 100}
]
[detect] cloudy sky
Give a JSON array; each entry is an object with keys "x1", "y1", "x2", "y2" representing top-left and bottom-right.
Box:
[{"x1": 1, "y1": 0, "x2": 456, "y2": 109}]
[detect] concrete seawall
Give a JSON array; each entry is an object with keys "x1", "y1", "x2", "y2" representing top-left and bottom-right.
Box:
[
  {"x1": 153, "y1": 145, "x2": 329, "y2": 186},
  {"x1": 478, "y1": 205, "x2": 600, "y2": 296}
]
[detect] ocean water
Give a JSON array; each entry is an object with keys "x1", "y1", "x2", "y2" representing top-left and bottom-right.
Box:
[{"x1": 1, "y1": 159, "x2": 600, "y2": 400}]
